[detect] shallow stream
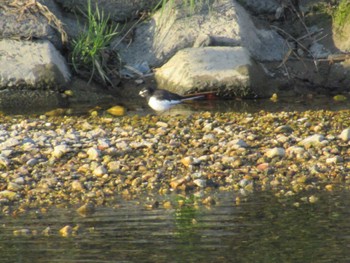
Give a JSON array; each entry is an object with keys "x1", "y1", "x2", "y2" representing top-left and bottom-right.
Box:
[{"x1": 2, "y1": 190, "x2": 350, "y2": 263}]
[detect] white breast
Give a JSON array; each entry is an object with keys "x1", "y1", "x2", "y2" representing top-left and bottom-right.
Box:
[{"x1": 148, "y1": 97, "x2": 181, "y2": 111}]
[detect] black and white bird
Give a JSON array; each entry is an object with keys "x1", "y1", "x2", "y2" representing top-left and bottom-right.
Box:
[{"x1": 139, "y1": 87, "x2": 204, "y2": 111}]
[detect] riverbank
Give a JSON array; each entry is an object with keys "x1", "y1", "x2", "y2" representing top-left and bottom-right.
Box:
[{"x1": 1, "y1": 109, "x2": 350, "y2": 215}]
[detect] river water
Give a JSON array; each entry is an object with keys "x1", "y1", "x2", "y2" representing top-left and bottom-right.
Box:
[{"x1": 2, "y1": 189, "x2": 350, "y2": 263}]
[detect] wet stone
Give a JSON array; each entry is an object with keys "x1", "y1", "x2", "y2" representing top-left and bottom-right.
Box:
[
  {"x1": 339, "y1": 128, "x2": 350, "y2": 141},
  {"x1": 0, "y1": 109, "x2": 348, "y2": 212},
  {"x1": 299, "y1": 134, "x2": 326, "y2": 148},
  {"x1": 7, "y1": 182, "x2": 23, "y2": 192},
  {"x1": 265, "y1": 147, "x2": 285, "y2": 158},
  {"x1": 52, "y1": 144, "x2": 70, "y2": 159},
  {"x1": 87, "y1": 147, "x2": 101, "y2": 160}
]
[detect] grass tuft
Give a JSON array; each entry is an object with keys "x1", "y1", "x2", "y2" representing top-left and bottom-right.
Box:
[
  {"x1": 333, "y1": 0, "x2": 350, "y2": 31},
  {"x1": 71, "y1": 0, "x2": 119, "y2": 85}
]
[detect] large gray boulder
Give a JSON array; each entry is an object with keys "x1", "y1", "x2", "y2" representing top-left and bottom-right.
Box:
[
  {"x1": 0, "y1": 39, "x2": 70, "y2": 89},
  {"x1": 0, "y1": 0, "x2": 67, "y2": 50},
  {"x1": 115, "y1": 0, "x2": 287, "y2": 68},
  {"x1": 155, "y1": 46, "x2": 277, "y2": 97}
]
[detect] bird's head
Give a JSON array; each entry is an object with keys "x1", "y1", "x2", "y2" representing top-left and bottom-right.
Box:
[{"x1": 139, "y1": 87, "x2": 155, "y2": 98}]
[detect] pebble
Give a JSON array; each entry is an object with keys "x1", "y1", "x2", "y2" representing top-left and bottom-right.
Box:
[
  {"x1": 52, "y1": 144, "x2": 70, "y2": 159},
  {"x1": 265, "y1": 147, "x2": 286, "y2": 158},
  {"x1": 71, "y1": 180, "x2": 84, "y2": 191},
  {"x1": 87, "y1": 147, "x2": 101, "y2": 160},
  {"x1": 59, "y1": 225, "x2": 72, "y2": 237},
  {"x1": 0, "y1": 155, "x2": 10, "y2": 168},
  {"x1": 14, "y1": 177, "x2": 25, "y2": 185},
  {"x1": 93, "y1": 165, "x2": 107, "y2": 177},
  {"x1": 299, "y1": 134, "x2": 326, "y2": 148},
  {"x1": 7, "y1": 182, "x2": 23, "y2": 192},
  {"x1": 0, "y1": 190, "x2": 17, "y2": 201},
  {"x1": 0, "y1": 110, "x2": 348, "y2": 213},
  {"x1": 326, "y1": 156, "x2": 343, "y2": 164},
  {"x1": 26, "y1": 158, "x2": 39, "y2": 167},
  {"x1": 13, "y1": 229, "x2": 31, "y2": 236},
  {"x1": 193, "y1": 179, "x2": 207, "y2": 188},
  {"x1": 77, "y1": 203, "x2": 95, "y2": 216},
  {"x1": 227, "y1": 139, "x2": 248, "y2": 149},
  {"x1": 339, "y1": 128, "x2": 350, "y2": 141}
]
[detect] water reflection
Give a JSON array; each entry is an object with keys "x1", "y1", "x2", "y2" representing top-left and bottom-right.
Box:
[{"x1": 1, "y1": 190, "x2": 350, "y2": 262}]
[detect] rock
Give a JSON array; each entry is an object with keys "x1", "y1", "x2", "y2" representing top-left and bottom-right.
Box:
[
  {"x1": 0, "y1": 39, "x2": 70, "y2": 89},
  {"x1": 326, "y1": 156, "x2": 343, "y2": 164},
  {"x1": 275, "y1": 125, "x2": 294, "y2": 133},
  {"x1": 193, "y1": 179, "x2": 207, "y2": 188},
  {"x1": 0, "y1": 138, "x2": 20, "y2": 149},
  {"x1": 106, "y1": 106, "x2": 126, "y2": 116},
  {"x1": 0, "y1": 190, "x2": 18, "y2": 201},
  {"x1": 7, "y1": 182, "x2": 23, "y2": 192},
  {"x1": 107, "y1": 161, "x2": 120, "y2": 172},
  {"x1": 0, "y1": 1, "x2": 64, "y2": 49},
  {"x1": 193, "y1": 33, "x2": 212, "y2": 48},
  {"x1": 14, "y1": 177, "x2": 25, "y2": 185},
  {"x1": 265, "y1": 147, "x2": 285, "y2": 158},
  {"x1": 131, "y1": 177, "x2": 142, "y2": 187},
  {"x1": 93, "y1": 165, "x2": 107, "y2": 177},
  {"x1": 239, "y1": 0, "x2": 280, "y2": 14},
  {"x1": 52, "y1": 144, "x2": 70, "y2": 159},
  {"x1": 299, "y1": 134, "x2": 326, "y2": 148},
  {"x1": 77, "y1": 203, "x2": 95, "y2": 216},
  {"x1": 59, "y1": 225, "x2": 72, "y2": 237},
  {"x1": 26, "y1": 158, "x2": 39, "y2": 167},
  {"x1": 310, "y1": 42, "x2": 330, "y2": 59},
  {"x1": 326, "y1": 61, "x2": 350, "y2": 93},
  {"x1": 257, "y1": 163, "x2": 269, "y2": 171},
  {"x1": 13, "y1": 229, "x2": 31, "y2": 237},
  {"x1": 339, "y1": 128, "x2": 350, "y2": 141},
  {"x1": 71, "y1": 180, "x2": 84, "y2": 191},
  {"x1": 227, "y1": 139, "x2": 248, "y2": 149},
  {"x1": 155, "y1": 46, "x2": 275, "y2": 97},
  {"x1": 42, "y1": 227, "x2": 52, "y2": 236},
  {"x1": 202, "y1": 123, "x2": 213, "y2": 132},
  {"x1": 116, "y1": 0, "x2": 286, "y2": 67},
  {"x1": 203, "y1": 133, "x2": 216, "y2": 142},
  {"x1": 202, "y1": 196, "x2": 216, "y2": 206},
  {"x1": 0, "y1": 155, "x2": 10, "y2": 169},
  {"x1": 308, "y1": 195, "x2": 319, "y2": 204},
  {"x1": 87, "y1": 147, "x2": 101, "y2": 160},
  {"x1": 156, "y1": 121, "x2": 169, "y2": 128},
  {"x1": 170, "y1": 178, "x2": 186, "y2": 190},
  {"x1": 181, "y1": 156, "x2": 194, "y2": 167},
  {"x1": 286, "y1": 146, "x2": 306, "y2": 156}
]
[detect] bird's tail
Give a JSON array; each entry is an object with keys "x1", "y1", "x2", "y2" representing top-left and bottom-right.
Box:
[
  {"x1": 181, "y1": 95, "x2": 204, "y2": 102},
  {"x1": 182, "y1": 91, "x2": 218, "y2": 101}
]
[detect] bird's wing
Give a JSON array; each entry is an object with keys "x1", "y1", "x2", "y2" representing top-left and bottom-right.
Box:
[{"x1": 154, "y1": 89, "x2": 184, "y2": 101}]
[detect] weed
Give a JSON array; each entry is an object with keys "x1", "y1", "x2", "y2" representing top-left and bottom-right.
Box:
[
  {"x1": 333, "y1": 0, "x2": 350, "y2": 30},
  {"x1": 71, "y1": 0, "x2": 119, "y2": 85}
]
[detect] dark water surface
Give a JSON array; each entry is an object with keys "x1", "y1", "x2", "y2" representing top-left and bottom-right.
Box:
[
  {"x1": 2, "y1": 190, "x2": 350, "y2": 263},
  {"x1": 73, "y1": 95, "x2": 350, "y2": 116},
  {"x1": 2, "y1": 94, "x2": 350, "y2": 116}
]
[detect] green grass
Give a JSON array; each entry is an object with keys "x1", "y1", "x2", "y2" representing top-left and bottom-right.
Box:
[
  {"x1": 71, "y1": 0, "x2": 119, "y2": 85},
  {"x1": 333, "y1": 0, "x2": 350, "y2": 30}
]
